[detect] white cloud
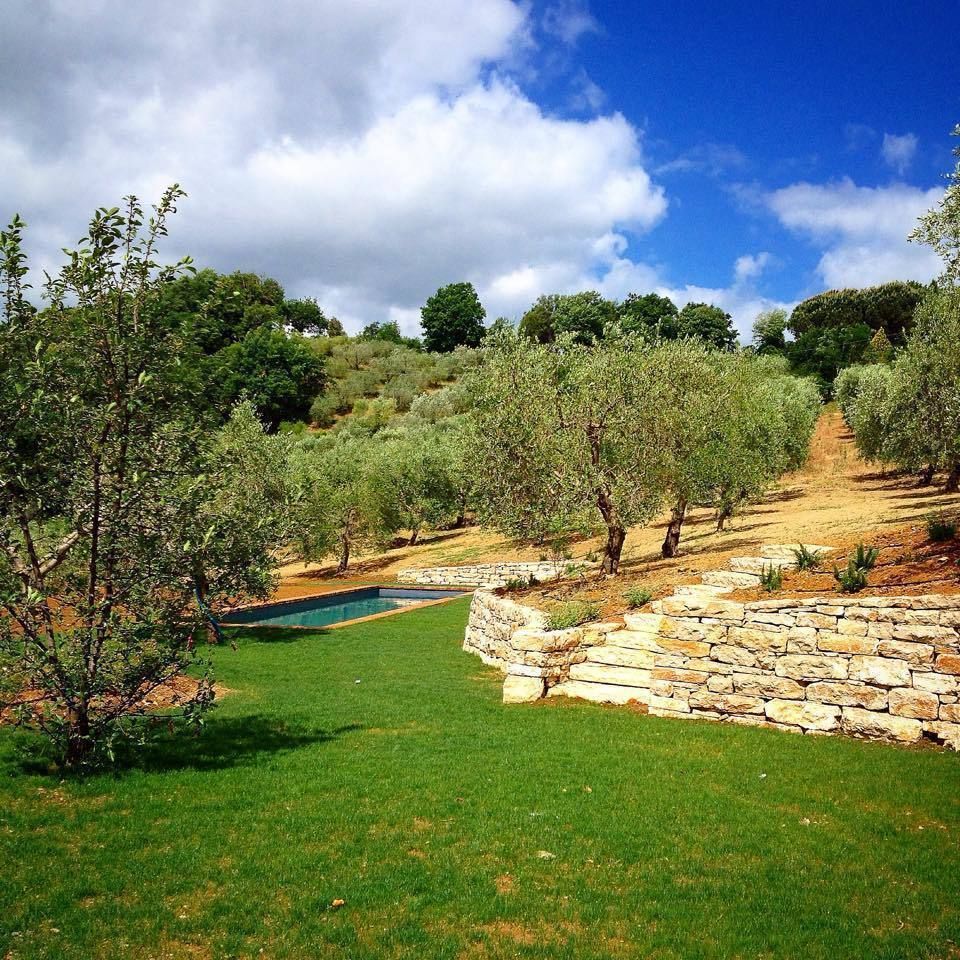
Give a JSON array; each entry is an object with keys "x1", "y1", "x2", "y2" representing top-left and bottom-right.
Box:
[
  {"x1": 733, "y1": 252, "x2": 771, "y2": 284},
  {"x1": 881, "y1": 132, "x2": 918, "y2": 175},
  {"x1": 767, "y1": 178, "x2": 942, "y2": 288},
  {"x1": 542, "y1": 0, "x2": 600, "y2": 46},
  {"x1": 0, "y1": 0, "x2": 673, "y2": 336}
]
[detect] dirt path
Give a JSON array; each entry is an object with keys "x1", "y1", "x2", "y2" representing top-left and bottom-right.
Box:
[{"x1": 276, "y1": 409, "x2": 960, "y2": 603}]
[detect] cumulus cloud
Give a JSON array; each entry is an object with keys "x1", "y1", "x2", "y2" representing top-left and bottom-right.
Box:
[
  {"x1": 542, "y1": 0, "x2": 600, "y2": 46},
  {"x1": 1, "y1": 0, "x2": 673, "y2": 334},
  {"x1": 881, "y1": 132, "x2": 918, "y2": 175},
  {"x1": 733, "y1": 252, "x2": 771, "y2": 284},
  {"x1": 766, "y1": 178, "x2": 942, "y2": 288}
]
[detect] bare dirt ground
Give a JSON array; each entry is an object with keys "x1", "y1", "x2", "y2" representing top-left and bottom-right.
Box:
[{"x1": 276, "y1": 409, "x2": 960, "y2": 614}]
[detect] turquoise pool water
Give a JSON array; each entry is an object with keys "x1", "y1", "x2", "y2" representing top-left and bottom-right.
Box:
[{"x1": 221, "y1": 587, "x2": 465, "y2": 629}]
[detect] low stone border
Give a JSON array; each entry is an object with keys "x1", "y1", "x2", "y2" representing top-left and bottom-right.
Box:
[
  {"x1": 398, "y1": 560, "x2": 583, "y2": 589},
  {"x1": 463, "y1": 590, "x2": 960, "y2": 750}
]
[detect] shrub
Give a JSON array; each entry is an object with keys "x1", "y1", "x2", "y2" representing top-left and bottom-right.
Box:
[
  {"x1": 852, "y1": 543, "x2": 879, "y2": 571},
  {"x1": 759, "y1": 565, "x2": 783, "y2": 592},
  {"x1": 927, "y1": 513, "x2": 957, "y2": 542},
  {"x1": 624, "y1": 586, "x2": 653, "y2": 609},
  {"x1": 546, "y1": 601, "x2": 601, "y2": 631},
  {"x1": 834, "y1": 559, "x2": 869, "y2": 593},
  {"x1": 309, "y1": 394, "x2": 338, "y2": 428},
  {"x1": 792, "y1": 544, "x2": 823, "y2": 571}
]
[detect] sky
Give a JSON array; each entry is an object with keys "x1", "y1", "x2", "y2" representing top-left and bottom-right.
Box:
[{"x1": 1, "y1": 0, "x2": 957, "y2": 339}]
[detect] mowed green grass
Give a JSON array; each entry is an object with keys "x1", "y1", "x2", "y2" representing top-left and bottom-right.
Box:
[{"x1": 2, "y1": 598, "x2": 959, "y2": 960}]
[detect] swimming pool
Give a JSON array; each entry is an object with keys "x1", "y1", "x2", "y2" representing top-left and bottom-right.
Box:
[{"x1": 221, "y1": 586, "x2": 467, "y2": 629}]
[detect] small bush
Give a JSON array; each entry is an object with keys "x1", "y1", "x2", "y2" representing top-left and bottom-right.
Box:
[
  {"x1": 759, "y1": 565, "x2": 783, "y2": 592},
  {"x1": 624, "y1": 586, "x2": 652, "y2": 609},
  {"x1": 833, "y1": 559, "x2": 868, "y2": 593},
  {"x1": 309, "y1": 394, "x2": 338, "y2": 428},
  {"x1": 791, "y1": 544, "x2": 823, "y2": 571},
  {"x1": 546, "y1": 601, "x2": 601, "y2": 631},
  {"x1": 584, "y1": 550, "x2": 599, "y2": 563},
  {"x1": 927, "y1": 513, "x2": 957, "y2": 542},
  {"x1": 852, "y1": 543, "x2": 879, "y2": 571}
]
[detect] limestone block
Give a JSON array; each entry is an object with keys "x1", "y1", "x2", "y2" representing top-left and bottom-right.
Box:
[
  {"x1": 841, "y1": 707, "x2": 922, "y2": 743},
  {"x1": 648, "y1": 694, "x2": 691, "y2": 713},
  {"x1": 876, "y1": 639, "x2": 934, "y2": 665},
  {"x1": 786, "y1": 626, "x2": 818, "y2": 653},
  {"x1": 775, "y1": 654, "x2": 848, "y2": 681},
  {"x1": 727, "y1": 626, "x2": 788, "y2": 652},
  {"x1": 923, "y1": 721, "x2": 960, "y2": 749},
  {"x1": 866, "y1": 623, "x2": 896, "y2": 640},
  {"x1": 656, "y1": 637, "x2": 712, "y2": 657},
  {"x1": 623, "y1": 612, "x2": 665, "y2": 633},
  {"x1": 836, "y1": 619, "x2": 868, "y2": 636},
  {"x1": 727, "y1": 715, "x2": 801, "y2": 732},
  {"x1": 502, "y1": 675, "x2": 545, "y2": 703},
  {"x1": 765, "y1": 699, "x2": 840, "y2": 731},
  {"x1": 711, "y1": 644, "x2": 759, "y2": 667},
  {"x1": 512, "y1": 628, "x2": 580, "y2": 653},
  {"x1": 603, "y1": 629, "x2": 663, "y2": 652},
  {"x1": 688, "y1": 690, "x2": 765, "y2": 714},
  {"x1": 568, "y1": 662, "x2": 652, "y2": 687},
  {"x1": 805, "y1": 681, "x2": 888, "y2": 710},
  {"x1": 940, "y1": 703, "x2": 960, "y2": 723},
  {"x1": 732, "y1": 674, "x2": 805, "y2": 700},
  {"x1": 913, "y1": 671, "x2": 957, "y2": 694},
  {"x1": 660, "y1": 597, "x2": 745, "y2": 622},
  {"x1": 744, "y1": 612, "x2": 796, "y2": 628},
  {"x1": 707, "y1": 675, "x2": 734, "y2": 693},
  {"x1": 817, "y1": 632, "x2": 878, "y2": 655},
  {"x1": 848, "y1": 656, "x2": 912, "y2": 688},
  {"x1": 684, "y1": 658, "x2": 736, "y2": 674},
  {"x1": 796, "y1": 613, "x2": 837, "y2": 630},
  {"x1": 892, "y1": 624, "x2": 957, "y2": 643},
  {"x1": 586, "y1": 646, "x2": 658, "y2": 670},
  {"x1": 935, "y1": 654, "x2": 960, "y2": 675},
  {"x1": 548, "y1": 680, "x2": 649, "y2": 705},
  {"x1": 651, "y1": 667, "x2": 709, "y2": 684},
  {"x1": 659, "y1": 619, "x2": 727, "y2": 644},
  {"x1": 888, "y1": 687, "x2": 939, "y2": 720}
]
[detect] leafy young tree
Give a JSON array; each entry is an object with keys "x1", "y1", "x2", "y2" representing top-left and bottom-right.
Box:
[
  {"x1": 466, "y1": 331, "x2": 668, "y2": 574},
  {"x1": 289, "y1": 436, "x2": 394, "y2": 572},
  {"x1": 0, "y1": 189, "x2": 281, "y2": 767},
  {"x1": 752, "y1": 307, "x2": 787, "y2": 353},
  {"x1": 519, "y1": 291, "x2": 617, "y2": 344},
  {"x1": 676, "y1": 302, "x2": 737, "y2": 349},
  {"x1": 909, "y1": 123, "x2": 960, "y2": 282},
  {"x1": 281, "y1": 296, "x2": 328, "y2": 335},
  {"x1": 617, "y1": 292, "x2": 679, "y2": 338},
  {"x1": 420, "y1": 282, "x2": 486, "y2": 352}
]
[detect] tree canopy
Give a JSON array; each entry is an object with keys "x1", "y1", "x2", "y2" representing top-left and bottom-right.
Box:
[{"x1": 420, "y1": 282, "x2": 486, "y2": 352}]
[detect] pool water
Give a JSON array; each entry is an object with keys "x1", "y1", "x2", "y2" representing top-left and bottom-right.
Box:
[{"x1": 221, "y1": 587, "x2": 465, "y2": 629}]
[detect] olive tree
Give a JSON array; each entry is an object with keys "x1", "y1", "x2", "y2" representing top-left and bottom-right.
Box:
[
  {"x1": 466, "y1": 331, "x2": 668, "y2": 574},
  {"x1": 0, "y1": 189, "x2": 284, "y2": 767}
]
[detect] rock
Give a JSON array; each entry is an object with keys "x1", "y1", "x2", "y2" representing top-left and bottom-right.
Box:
[
  {"x1": 727, "y1": 626, "x2": 788, "y2": 652},
  {"x1": 659, "y1": 597, "x2": 745, "y2": 622},
  {"x1": 923, "y1": 720, "x2": 960, "y2": 749},
  {"x1": 892, "y1": 624, "x2": 958, "y2": 643},
  {"x1": 836, "y1": 619, "x2": 869, "y2": 637},
  {"x1": 796, "y1": 613, "x2": 838, "y2": 630},
  {"x1": 936, "y1": 654, "x2": 960, "y2": 675},
  {"x1": 841, "y1": 707, "x2": 922, "y2": 743},
  {"x1": 711, "y1": 644, "x2": 759, "y2": 667},
  {"x1": 732, "y1": 674, "x2": 805, "y2": 700},
  {"x1": 586, "y1": 645, "x2": 659, "y2": 669},
  {"x1": 887, "y1": 687, "x2": 939, "y2": 720},
  {"x1": 940, "y1": 703, "x2": 960, "y2": 723},
  {"x1": 651, "y1": 667, "x2": 709, "y2": 684},
  {"x1": 913, "y1": 671, "x2": 957, "y2": 694},
  {"x1": 688, "y1": 690, "x2": 765, "y2": 715},
  {"x1": 567, "y1": 662, "x2": 652, "y2": 687},
  {"x1": 775, "y1": 655, "x2": 848, "y2": 681},
  {"x1": 876, "y1": 639, "x2": 934, "y2": 665},
  {"x1": 765, "y1": 699, "x2": 840, "y2": 731},
  {"x1": 817, "y1": 632, "x2": 877, "y2": 655},
  {"x1": 502, "y1": 675, "x2": 545, "y2": 704},
  {"x1": 707, "y1": 675, "x2": 734, "y2": 693},
  {"x1": 848, "y1": 656, "x2": 911, "y2": 688},
  {"x1": 547, "y1": 680, "x2": 647, "y2": 705},
  {"x1": 805, "y1": 681, "x2": 888, "y2": 710},
  {"x1": 622, "y1": 612, "x2": 664, "y2": 633},
  {"x1": 786, "y1": 627, "x2": 818, "y2": 653}
]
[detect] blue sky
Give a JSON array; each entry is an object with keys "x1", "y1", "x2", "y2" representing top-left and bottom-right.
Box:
[{"x1": 1, "y1": 0, "x2": 957, "y2": 337}]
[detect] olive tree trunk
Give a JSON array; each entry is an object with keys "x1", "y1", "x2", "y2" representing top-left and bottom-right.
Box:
[{"x1": 661, "y1": 498, "x2": 688, "y2": 558}]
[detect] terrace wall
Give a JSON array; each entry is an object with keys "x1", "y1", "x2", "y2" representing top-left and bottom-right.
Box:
[
  {"x1": 463, "y1": 590, "x2": 960, "y2": 749},
  {"x1": 397, "y1": 560, "x2": 580, "y2": 589}
]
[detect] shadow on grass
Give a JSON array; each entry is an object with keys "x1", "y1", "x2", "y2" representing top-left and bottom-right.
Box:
[
  {"x1": 226, "y1": 626, "x2": 334, "y2": 645},
  {"x1": 127, "y1": 715, "x2": 363, "y2": 774}
]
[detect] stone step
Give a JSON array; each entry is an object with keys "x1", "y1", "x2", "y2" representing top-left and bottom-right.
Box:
[
  {"x1": 568, "y1": 661, "x2": 653, "y2": 687},
  {"x1": 622, "y1": 612, "x2": 665, "y2": 633},
  {"x1": 701, "y1": 570, "x2": 761, "y2": 589},
  {"x1": 760, "y1": 543, "x2": 834, "y2": 561},
  {"x1": 673, "y1": 583, "x2": 733, "y2": 598},
  {"x1": 548, "y1": 679, "x2": 650, "y2": 705},
  {"x1": 729, "y1": 556, "x2": 795, "y2": 575}
]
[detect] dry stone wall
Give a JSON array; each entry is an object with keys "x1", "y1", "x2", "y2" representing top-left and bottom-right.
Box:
[
  {"x1": 463, "y1": 590, "x2": 960, "y2": 749},
  {"x1": 398, "y1": 560, "x2": 580, "y2": 589}
]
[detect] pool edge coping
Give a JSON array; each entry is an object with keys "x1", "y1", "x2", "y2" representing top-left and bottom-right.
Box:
[{"x1": 222, "y1": 584, "x2": 474, "y2": 631}]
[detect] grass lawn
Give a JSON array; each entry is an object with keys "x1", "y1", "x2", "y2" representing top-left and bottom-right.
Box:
[{"x1": 2, "y1": 597, "x2": 959, "y2": 959}]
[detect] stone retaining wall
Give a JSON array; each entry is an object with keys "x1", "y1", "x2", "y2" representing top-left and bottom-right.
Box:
[
  {"x1": 463, "y1": 590, "x2": 960, "y2": 749},
  {"x1": 398, "y1": 560, "x2": 580, "y2": 589}
]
